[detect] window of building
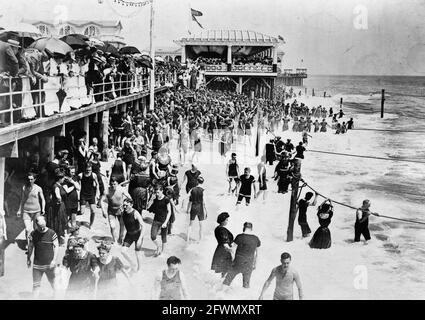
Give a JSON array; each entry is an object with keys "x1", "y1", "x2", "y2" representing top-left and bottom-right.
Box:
[
  {"x1": 59, "y1": 25, "x2": 75, "y2": 36},
  {"x1": 37, "y1": 24, "x2": 50, "y2": 36},
  {"x1": 83, "y1": 25, "x2": 99, "y2": 37}
]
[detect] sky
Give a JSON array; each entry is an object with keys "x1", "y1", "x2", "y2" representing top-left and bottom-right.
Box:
[{"x1": 1, "y1": 0, "x2": 425, "y2": 75}]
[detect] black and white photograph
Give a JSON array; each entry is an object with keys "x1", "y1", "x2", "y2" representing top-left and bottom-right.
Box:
[{"x1": 0, "y1": 0, "x2": 425, "y2": 305}]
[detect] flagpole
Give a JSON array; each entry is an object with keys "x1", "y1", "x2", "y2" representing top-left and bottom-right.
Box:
[
  {"x1": 149, "y1": 0, "x2": 155, "y2": 111},
  {"x1": 188, "y1": 0, "x2": 192, "y2": 35}
]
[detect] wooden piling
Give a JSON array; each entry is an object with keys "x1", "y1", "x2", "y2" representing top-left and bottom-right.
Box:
[
  {"x1": 381, "y1": 89, "x2": 385, "y2": 118},
  {"x1": 286, "y1": 159, "x2": 302, "y2": 242}
]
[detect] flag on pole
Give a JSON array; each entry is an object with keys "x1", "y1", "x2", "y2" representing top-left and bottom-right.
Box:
[{"x1": 191, "y1": 8, "x2": 204, "y2": 28}]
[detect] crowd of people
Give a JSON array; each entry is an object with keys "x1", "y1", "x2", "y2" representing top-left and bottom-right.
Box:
[
  {"x1": 0, "y1": 36, "x2": 177, "y2": 126},
  {"x1": 7, "y1": 76, "x2": 380, "y2": 300}
]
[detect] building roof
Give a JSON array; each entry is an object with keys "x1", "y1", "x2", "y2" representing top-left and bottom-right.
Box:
[
  {"x1": 176, "y1": 30, "x2": 281, "y2": 45},
  {"x1": 150, "y1": 46, "x2": 181, "y2": 55},
  {"x1": 24, "y1": 19, "x2": 122, "y2": 29}
]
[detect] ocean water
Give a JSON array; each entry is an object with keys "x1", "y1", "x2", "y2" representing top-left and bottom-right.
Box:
[{"x1": 271, "y1": 75, "x2": 425, "y2": 297}]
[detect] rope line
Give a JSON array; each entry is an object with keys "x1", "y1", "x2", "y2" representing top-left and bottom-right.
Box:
[
  {"x1": 307, "y1": 149, "x2": 425, "y2": 164},
  {"x1": 300, "y1": 179, "x2": 425, "y2": 226},
  {"x1": 353, "y1": 128, "x2": 425, "y2": 134}
]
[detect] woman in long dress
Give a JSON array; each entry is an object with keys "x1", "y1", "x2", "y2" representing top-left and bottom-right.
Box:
[
  {"x1": 211, "y1": 212, "x2": 233, "y2": 278},
  {"x1": 48, "y1": 170, "x2": 68, "y2": 246},
  {"x1": 309, "y1": 200, "x2": 333, "y2": 249}
]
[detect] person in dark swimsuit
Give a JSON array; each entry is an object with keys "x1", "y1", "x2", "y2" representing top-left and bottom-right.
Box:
[
  {"x1": 297, "y1": 192, "x2": 318, "y2": 237},
  {"x1": 265, "y1": 140, "x2": 276, "y2": 166},
  {"x1": 186, "y1": 176, "x2": 207, "y2": 242},
  {"x1": 226, "y1": 153, "x2": 239, "y2": 194},
  {"x1": 347, "y1": 118, "x2": 354, "y2": 130},
  {"x1": 154, "y1": 256, "x2": 189, "y2": 300},
  {"x1": 95, "y1": 241, "x2": 129, "y2": 299},
  {"x1": 147, "y1": 185, "x2": 172, "y2": 257},
  {"x1": 236, "y1": 168, "x2": 256, "y2": 206},
  {"x1": 180, "y1": 163, "x2": 201, "y2": 209},
  {"x1": 274, "y1": 157, "x2": 291, "y2": 194},
  {"x1": 62, "y1": 237, "x2": 98, "y2": 299},
  {"x1": 121, "y1": 198, "x2": 144, "y2": 272},
  {"x1": 211, "y1": 212, "x2": 233, "y2": 278},
  {"x1": 78, "y1": 164, "x2": 100, "y2": 229},
  {"x1": 295, "y1": 142, "x2": 306, "y2": 160},
  {"x1": 181, "y1": 163, "x2": 202, "y2": 194},
  {"x1": 354, "y1": 199, "x2": 379, "y2": 243},
  {"x1": 223, "y1": 222, "x2": 261, "y2": 289}
]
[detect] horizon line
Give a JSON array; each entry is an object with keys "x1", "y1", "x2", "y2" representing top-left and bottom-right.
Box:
[{"x1": 308, "y1": 74, "x2": 425, "y2": 77}]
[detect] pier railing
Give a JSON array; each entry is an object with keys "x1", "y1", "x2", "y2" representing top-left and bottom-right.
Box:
[{"x1": 0, "y1": 72, "x2": 176, "y2": 128}]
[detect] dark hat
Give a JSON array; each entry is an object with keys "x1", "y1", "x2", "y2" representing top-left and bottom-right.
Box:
[
  {"x1": 231, "y1": 153, "x2": 236, "y2": 157},
  {"x1": 217, "y1": 212, "x2": 229, "y2": 224},
  {"x1": 243, "y1": 222, "x2": 253, "y2": 229}
]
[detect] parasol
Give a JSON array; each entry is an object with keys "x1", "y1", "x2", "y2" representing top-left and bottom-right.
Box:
[
  {"x1": 0, "y1": 21, "x2": 42, "y2": 38},
  {"x1": 96, "y1": 42, "x2": 120, "y2": 57},
  {"x1": 136, "y1": 58, "x2": 153, "y2": 69},
  {"x1": 56, "y1": 88, "x2": 67, "y2": 110},
  {"x1": 29, "y1": 37, "x2": 73, "y2": 56},
  {"x1": 119, "y1": 46, "x2": 140, "y2": 55},
  {"x1": 60, "y1": 34, "x2": 89, "y2": 49}
]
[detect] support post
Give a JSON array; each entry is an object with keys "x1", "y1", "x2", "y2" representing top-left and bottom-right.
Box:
[
  {"x1": 83, "y1": 116, "x2": 90, "y2": 145},
  {"x1": 101, "y1": 110, "x2": 109, "y2": 160},
  {"x1": 286, "y1": 159, "x2": 302, "y2": 242},
  {"x1": 381, "y1": 89, "x2": 385, "y2": 118},
  {"x1": 272, "y1": 46, "x2": 277, "y2": 73},
  {"x1": 0, "y1": 157, "x2": 5, "y2": 277},
  {"x1": 181, "y1": 45, "x2": 186, "y2": 65},
  {"x1": 227, "y1": 45, "x2": 232, "y2": 72},
  {"x1": 340, "y1": 97, "x2": 343, "y2": 107},
  {"x1": 149, "y1": 0, "x2": 155, "y2": 111},
  {"x1": 135, "y1": 98, "x2": 140, "y2": 112},
  {"x1": 0, "y1": 157, "x2": 5, "y2": 217},
  {"x1": 239, "y1": 77, "x2": 243, "y2": 94}
]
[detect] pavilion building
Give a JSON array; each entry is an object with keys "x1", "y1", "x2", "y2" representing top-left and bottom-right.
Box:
[{"x1": 175, "y1": 29, "x2": 282, "y2": 98}]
